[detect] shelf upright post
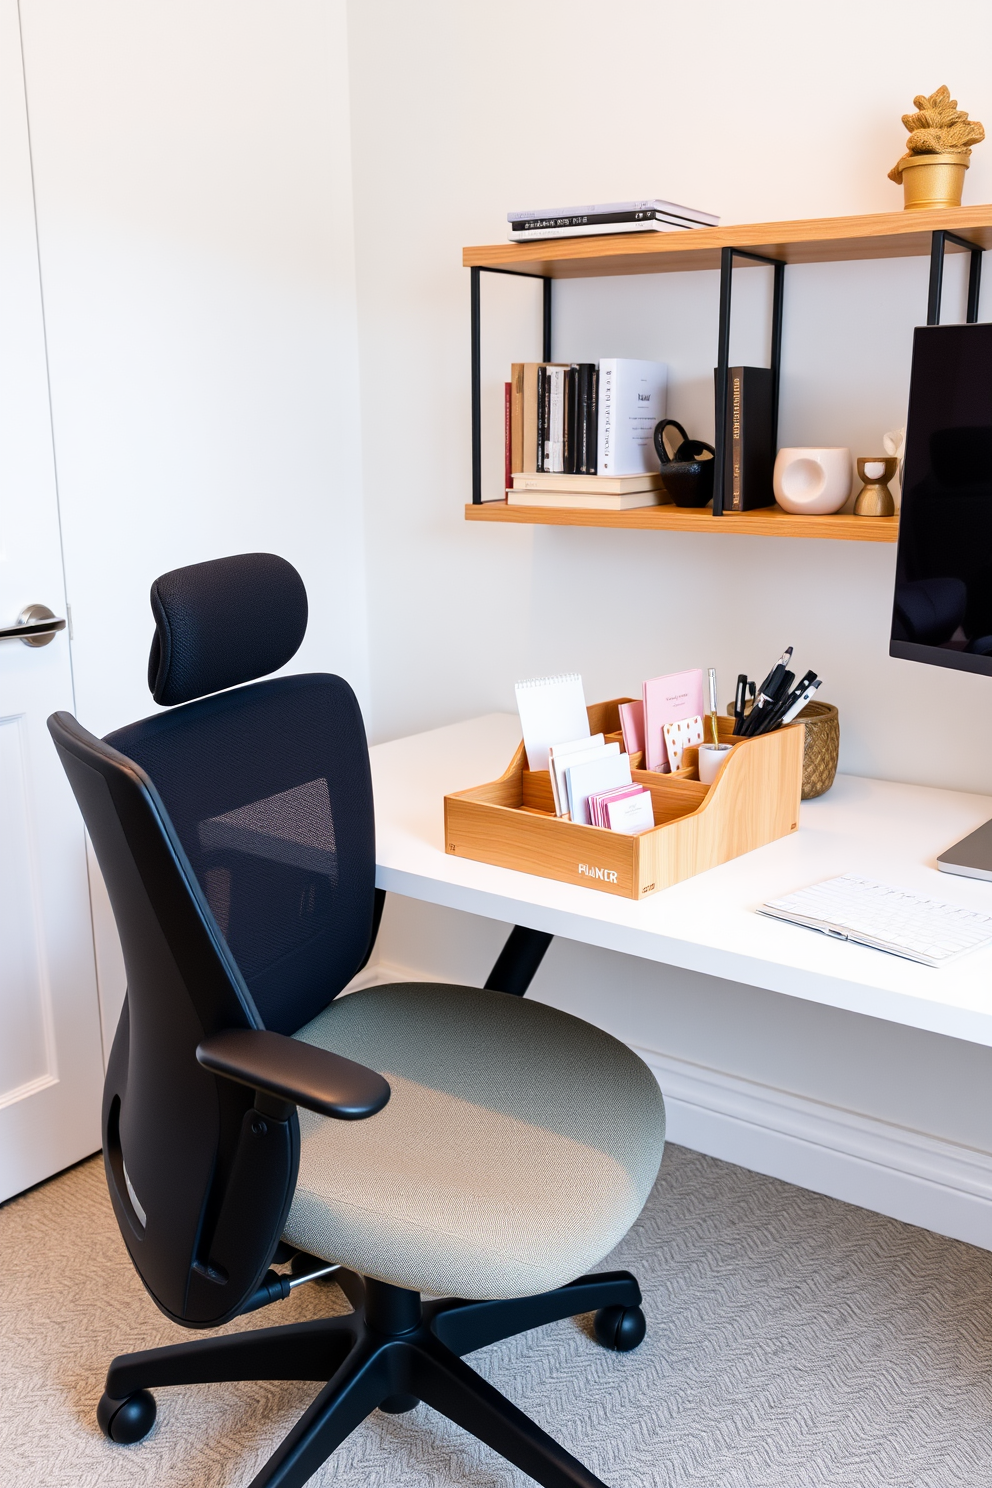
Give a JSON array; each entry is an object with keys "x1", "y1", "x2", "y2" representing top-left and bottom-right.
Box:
[
  {"x1": 469, "y1": 264, "x2": 555, "y2": 504},
  {"x1": 713, "y1": 247, "x2": 786, "y2": 517},
  {"x1": 470, "y1": 267, "x2": 482, "y2": 504},
  {"x1": 713, "y1": 247, "x2": 734, "y2": 517},
  {"x1": 928, "y1": 230, "x2": 984, "y2": 326}
]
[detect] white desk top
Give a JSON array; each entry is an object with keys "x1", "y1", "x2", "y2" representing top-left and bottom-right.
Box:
[{"x1": 370, "y1": 714, "x2": 992, "y2": 1049}]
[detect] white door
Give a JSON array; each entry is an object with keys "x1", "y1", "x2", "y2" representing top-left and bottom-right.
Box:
[{"x1": 0, "y1": 0, "x2": 105, "y2": 1201}]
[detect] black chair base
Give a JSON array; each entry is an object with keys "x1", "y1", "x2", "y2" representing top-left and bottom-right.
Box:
[{"x1": 97, "y1": 1268, "x2": 645, "y2": 1488}]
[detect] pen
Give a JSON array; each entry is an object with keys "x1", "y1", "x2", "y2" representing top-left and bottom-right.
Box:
[
  {"x1": 707, "y1": 668, "x2": 720, "y2": 746},
  {"x1": 742, "y1": 670, "x2": 793, "y2": 737},
  {"x1": 755, "y1": 646, "x2": 793, "y2": 705},
  {"x1": 734, "y1": 674, "x2": 747, "y2": 723},
  {"x1": 750, "y1": 672, "x2": 811, "y2": 736},
  {"x1": 781, "y1": 677, "x2": 822, "y2": 724}
]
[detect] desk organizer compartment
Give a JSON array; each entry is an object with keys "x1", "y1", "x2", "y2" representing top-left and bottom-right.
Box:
[{"x1": 444, "y1": 698, "x2": 804, "y2": 899}]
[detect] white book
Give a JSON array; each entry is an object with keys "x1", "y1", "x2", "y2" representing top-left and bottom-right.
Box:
[
  {"x1": 565, "y1": 751, "x2": 632, "y2": 826},
  {"x1": 507, "y1": 199, "x2": 720, "y2": 226},
  {"x1": 508, "y1": 490, "x2": 662, "y2": 511},
  {"x1": 511, "y1": 472, "x2": 665, "y2": 493},
  {"x1": 597, "y1": 359, "x2": 668, "y2": 476},
  {"x1": 509, "y1": 221, "x2": 692, "y2": 242},
  {"x1": 546, "y1": 366, "x2": 565, "y2": 473}
]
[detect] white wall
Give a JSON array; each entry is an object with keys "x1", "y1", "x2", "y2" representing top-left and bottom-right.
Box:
[
  {"x1": 347, "y1": 0, "x2": 992, "y2": 786},
  {"x1": 344, "y1": 0, "x2": 992, "y2": 1245},
  {"x1": 21, "y1": 0, "x2": 369, "y2": 740},
  {"x1": 18, "y1": 0, "x2": 992, "y2": 1240},
  {"x1": 20, "y1": 0, "x2": 369, "y2": 1037}
]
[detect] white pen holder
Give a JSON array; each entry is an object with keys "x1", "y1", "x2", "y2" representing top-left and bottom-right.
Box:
[{"x1": 697, "y1": 742, "x2": 734, "y2": 785}]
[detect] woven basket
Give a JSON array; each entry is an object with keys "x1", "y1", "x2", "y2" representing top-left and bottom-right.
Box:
[{"x1": 796, "y1": 700, "x2": 839, "y2": 799}]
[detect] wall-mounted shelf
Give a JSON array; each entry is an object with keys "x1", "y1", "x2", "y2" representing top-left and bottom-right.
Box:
[
  {"x1": 464, "y1": 204, "x2": 991, "y2": 538},
  {"x1": 465, "y1": 501, "x2": 898, "y2": 542},
  {"x1": 463, "y1": 204, "x2": 992, "y2": 279}
]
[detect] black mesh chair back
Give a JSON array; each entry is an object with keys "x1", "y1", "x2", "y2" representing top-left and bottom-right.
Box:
[{"x1": 48, "y1": 555, "x2": 377, "y2": 1328}]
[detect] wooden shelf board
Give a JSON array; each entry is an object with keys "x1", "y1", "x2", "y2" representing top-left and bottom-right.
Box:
[
  {"x1": 464, "y1": 205, "x2": 992, "y2": 279},
  {"x1": 464, "y1": 501, "x2": 899, "y2": 542}
]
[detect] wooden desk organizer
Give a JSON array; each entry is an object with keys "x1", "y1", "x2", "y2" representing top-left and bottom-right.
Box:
[{"x1": 444, "y1": 698, "x2": 804, "y2": 899}]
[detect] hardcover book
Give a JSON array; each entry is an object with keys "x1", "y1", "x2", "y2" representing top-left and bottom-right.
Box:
[
  {"x1": 597, "y1": 359, "x2": 668, "y2": 476},
  {"x1": 715, "y1": 366, "x2": 775, "y2": 513},
  {"x1": 510, "y1": 363, "x2": 525, "y2": 475},
  {"x1": 642, "y1": 669, "x2": 704, "y2": 773},
  {"x1": 508, "y1": 199, "x2": 720, "y2": 226}
]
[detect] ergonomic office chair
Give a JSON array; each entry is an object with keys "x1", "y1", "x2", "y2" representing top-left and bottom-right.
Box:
[{"x1": 49, "y1": 553, "x2": 666, "y2": 1488}]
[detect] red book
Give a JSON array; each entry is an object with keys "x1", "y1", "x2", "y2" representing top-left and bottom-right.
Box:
[{"x1": 504, "y1": 382, "x2": 512, "y2": 496}]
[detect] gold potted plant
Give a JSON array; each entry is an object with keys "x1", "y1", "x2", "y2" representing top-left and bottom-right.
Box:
[{"x1": 888, "y1": 85, "x2": 984, "y2": 209}]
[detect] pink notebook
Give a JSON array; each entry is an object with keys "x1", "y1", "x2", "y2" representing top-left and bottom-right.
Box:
[
  {"x1": 618, "y1": 700, "x2": 644, "y2": 759},
  {"x1": 642, "y1": 669, "x2": 704, "y2": 772}
]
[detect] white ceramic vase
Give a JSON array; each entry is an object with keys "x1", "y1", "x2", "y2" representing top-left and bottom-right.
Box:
[{"x1": 773, "y1": 448, "x2": 852, "y2": 515}]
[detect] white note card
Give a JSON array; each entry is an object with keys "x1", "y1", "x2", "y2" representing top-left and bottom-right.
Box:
[{"x1": 515, "y1": 674, "x2": 589, "y2": 772}]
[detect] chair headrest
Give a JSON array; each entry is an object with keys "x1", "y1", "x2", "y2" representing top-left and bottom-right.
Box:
[{"x1": 148, "y1": 553, "x2": 308, "y2": 706}]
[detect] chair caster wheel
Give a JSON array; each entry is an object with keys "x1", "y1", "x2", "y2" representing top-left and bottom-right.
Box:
[
  {"x1": 97, "y1": 1389, "x2": 157, "y2": 1443},
  {"x1": 593, "y1": 1304, "x2": 646, "y2": 1352}
]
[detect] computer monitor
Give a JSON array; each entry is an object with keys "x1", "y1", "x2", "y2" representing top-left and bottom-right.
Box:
[{"x1": 890, "y1": 321, "x2": 992, "y2": 878}]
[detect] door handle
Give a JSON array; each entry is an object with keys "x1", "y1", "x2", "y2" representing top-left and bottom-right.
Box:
[{"x1": 0, "y1": 604, "x2": 67, "y2": 647}]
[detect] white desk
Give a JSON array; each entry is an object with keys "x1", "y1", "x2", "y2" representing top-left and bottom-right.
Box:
[{"x1": 370, "y1": 713, "x2": 992, "y2": 1051}]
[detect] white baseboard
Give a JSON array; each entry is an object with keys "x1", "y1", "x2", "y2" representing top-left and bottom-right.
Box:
[
  {"x1": 636, "y1": 1046, "x2": 992, "y2": 1252},
  {"x1": 347, "y1": 959, "x2": 992, "y2": 1252}
]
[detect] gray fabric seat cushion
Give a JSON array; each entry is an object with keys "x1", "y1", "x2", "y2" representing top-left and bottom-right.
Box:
[{"x1": 283, "y1": 982, "x2": 665, "y2": 1300}]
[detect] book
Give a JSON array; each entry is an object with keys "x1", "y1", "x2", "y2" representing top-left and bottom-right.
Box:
[
  {"x1": 507, "y1": 490, "x2": 662, "y2": 511},
  {"x1": 510, "y1": 220, "x2": 694, "y2": 242},
  {"x1": 508, "y1": 199, "x2": 720, "y2": 227},
  {"x1": 504, "y1": 382, "x2": 512, "y2": 494},
  {"x1": 537, "y1": 365, "x2": 547, "y2": 472},
  {"x1": 521, "y1": 363, "x2": 540, "y2": 472},
  {"x1": 511, "y1": 471, "x2": 664, "y2": 493},
  {"x1": 714, "y1": 366, "x2": 775, "y2": 513},
  {"x1": 510, "y1": 363, "x2": 525, "y2": 475},
  {"x1": 512, "y1": 210, "x2": 705, "y2": 233},
  {"x1": 564, "y1": 365, "x2": 578, "y2": 474},
  {"x1": 642, "y1": 669, "x2": 704, "y2": 773},
  {"x1": 618, "y1": 700, "x2": 645, "y2": 757},
  {"x1": 576, "y1": 364, "x2": 598, "y2": 474},
  {"x1": 597, "y1": 359, "x2": 668, "y2": 476},
  {"x1": 547, "y1": 366, "x2": 565, "y2": 472},
  {"x1": 515, "y1": 673, "x2": 589, "y2": 772}
]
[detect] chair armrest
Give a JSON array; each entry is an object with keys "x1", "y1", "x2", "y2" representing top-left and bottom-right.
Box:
[{"x1": 196, "y1": 1029, "x2": 390, "y2": 1120}]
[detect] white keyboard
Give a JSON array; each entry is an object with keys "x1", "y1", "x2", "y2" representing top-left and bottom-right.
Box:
[{"x1": 759, "y1": 874, "x2": 992, "y2": 966}]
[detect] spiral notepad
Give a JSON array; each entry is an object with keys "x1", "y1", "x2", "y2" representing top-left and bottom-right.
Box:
[{"x1": 515, "y1": 673, "x2": 589, "y2": 772}]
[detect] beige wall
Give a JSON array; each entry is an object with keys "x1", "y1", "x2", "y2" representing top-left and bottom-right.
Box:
[
  {"x1": 17, "y1": 0, "x2": 992, "y2": 1239},
  {"x1": 347, "y1": 0, "x2": 992, "y2": 793}
]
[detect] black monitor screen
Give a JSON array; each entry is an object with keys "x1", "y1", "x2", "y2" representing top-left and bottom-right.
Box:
[{"x1": 890, "y1": 322, "x2": 992, "y2": 678}]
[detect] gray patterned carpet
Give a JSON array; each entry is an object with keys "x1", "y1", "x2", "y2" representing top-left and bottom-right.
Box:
[{"x1": 2, "y1": 1144, "x2": 992, "y2": 1487}]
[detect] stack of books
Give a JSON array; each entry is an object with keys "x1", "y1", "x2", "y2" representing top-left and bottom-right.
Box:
[
  {"x1": 505, "y1": 358, "x2": 669, "y2": 510},
  {"x1": 507, "y1": 198, "x2": 719, "y2": 243}
]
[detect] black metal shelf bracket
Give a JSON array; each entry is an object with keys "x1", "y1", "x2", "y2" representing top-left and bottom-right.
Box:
[
  {"x1": 471, "y1": 266, "x2": 553, "y2": 504},
  {"x1": 712, "y1": 247, "x2": 786, "y2": 517},
  {"x1": 927, "y1": 230, "x2": 984, "y2": 327}
]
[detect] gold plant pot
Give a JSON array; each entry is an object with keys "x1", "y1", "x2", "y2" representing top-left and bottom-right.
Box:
[{"x1": 895, "y1": 150, "x2": 970, "y2": 210}]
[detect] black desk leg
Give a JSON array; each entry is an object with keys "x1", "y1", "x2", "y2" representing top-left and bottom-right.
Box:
[{"x1": 484, "y1": 926, "x2": 554, "y2": 997}]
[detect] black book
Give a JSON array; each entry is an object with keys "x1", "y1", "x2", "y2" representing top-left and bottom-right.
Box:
[
  {"x1": 536, "y1": 365, "x2": 546, "y2": 472},
  {"x1": 563, "y1": 365, "x2": 579, "y2": 474},
  {"x1": 575, "y1": 364, "x2": 599, "y2": 474},
  {"x1": 714, "y1": 366, "x2": 775, "y2": 513}
]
